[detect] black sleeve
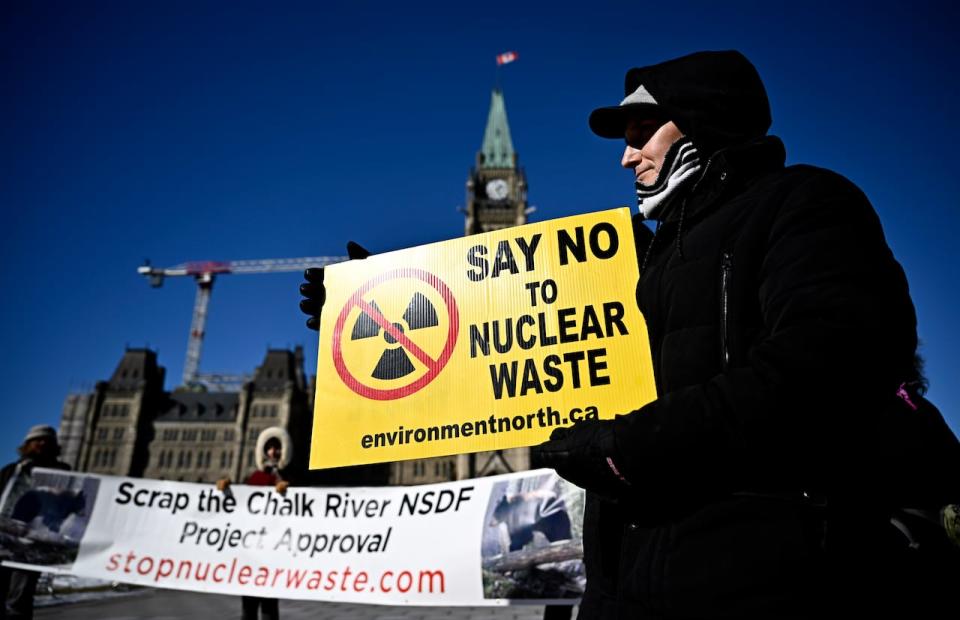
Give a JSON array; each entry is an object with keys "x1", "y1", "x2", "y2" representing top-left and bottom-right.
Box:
[
  {"x1": 0, "y1": 462, "x2": 17, "y2": 495},
  {"x1": 611, "y1": 171, "x2": 918, "y2": 500}
]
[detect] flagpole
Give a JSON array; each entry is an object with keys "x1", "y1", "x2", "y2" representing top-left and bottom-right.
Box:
[{"x1": 494, "y1": 51, "x2": 516, "y2": 92}]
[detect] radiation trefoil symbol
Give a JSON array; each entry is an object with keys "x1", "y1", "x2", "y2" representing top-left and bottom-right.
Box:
[{"x1": 332, "y1": 268, "x2": 459, "y2": 401}]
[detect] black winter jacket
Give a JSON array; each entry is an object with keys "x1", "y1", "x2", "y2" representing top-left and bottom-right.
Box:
[{"x1": 579, "y1": 136, "x2": 938, "y2": 618}]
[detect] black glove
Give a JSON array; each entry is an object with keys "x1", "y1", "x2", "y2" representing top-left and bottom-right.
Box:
[
  {"x1": 533, "y1": 418, "x2": 631, "y2": 500},
  {"x1": 299, "y1": 241, "x2": 371, "y2": 331}
]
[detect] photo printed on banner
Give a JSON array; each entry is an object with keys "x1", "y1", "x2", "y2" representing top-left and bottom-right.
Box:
[
  {"x1": 0, "y1": 469, "x2": 100, "y2": 568},
  {"x1": 480, "y1": 472, "x2": 585, "y2": 599}
]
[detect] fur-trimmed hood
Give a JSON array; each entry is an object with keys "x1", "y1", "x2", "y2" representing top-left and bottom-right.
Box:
[{"x1": 255, "y1": 426, "x2": 292, "y2": 471}]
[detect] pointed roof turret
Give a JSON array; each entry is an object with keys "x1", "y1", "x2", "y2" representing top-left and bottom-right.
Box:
[{"x1": 480, "y1": 88, "x2": 516, "y2": 169}]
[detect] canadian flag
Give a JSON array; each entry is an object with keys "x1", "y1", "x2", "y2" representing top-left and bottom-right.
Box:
[{"x1": 496, "y1": 51, "x2": 518, "y2": 66}]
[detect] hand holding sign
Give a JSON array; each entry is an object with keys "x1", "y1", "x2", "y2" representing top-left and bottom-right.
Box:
[
  {"x1": 300, "y1": 241, "x2": 371, "y2": 330},
  {"x1": 533, "y1": 419, "x2": 630, "y2": 500}
]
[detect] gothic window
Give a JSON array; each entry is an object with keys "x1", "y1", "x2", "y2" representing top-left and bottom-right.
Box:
[
  {"x1": 270, "y1": 405, "x2": 278, "y2": 418},
  {"x1": 113, "y1": 428, "x2": 125, "y2": 440},
  {"x1": 183, "y1": 430, "x2": 198, "y2": 441},
  {"x1": 97, "y1": 427, "x2": 108, "y2": 440},
  {"x1": 248, "y1": 450, "x2": 254, "y2": 467},
  {"x1": 224, "y1": 430, "x2": 235, "y2": 441},
  {"x1": 248, "y1": 429, "x2": 259, "y2": 441},
  {"x1": 184, "y1": 452, "x2": 192, "y2": 468},
  {"x1": 220, "y1": 451, "x2": 227, "y2": 469}
]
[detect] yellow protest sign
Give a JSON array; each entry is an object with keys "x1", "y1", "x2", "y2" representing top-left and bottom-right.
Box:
[{"x1": 310, "y1": 208, "x2": 657, "y2": 469}]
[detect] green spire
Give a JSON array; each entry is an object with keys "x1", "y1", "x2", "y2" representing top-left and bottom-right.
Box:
[{"x1": 480, "y1": 88, "x2": 515, "y2": 169}]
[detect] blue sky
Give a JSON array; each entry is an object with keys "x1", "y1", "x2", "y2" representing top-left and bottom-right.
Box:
[{"x1": 2, "y1": 1, "x2": 958, "y2": 460}]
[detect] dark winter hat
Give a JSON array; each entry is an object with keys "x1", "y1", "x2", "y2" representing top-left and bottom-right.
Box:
[
  {"x1": 23, "y1": 424, "x2": 57, "y2": 443},
  {"x1": 589, "y1": 50, "x2": 772, "y2": 156}
]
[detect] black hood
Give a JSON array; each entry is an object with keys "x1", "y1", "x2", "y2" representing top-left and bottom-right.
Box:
[{"x1": 589, "y1": 50, "x2": 771, "y2": 158}]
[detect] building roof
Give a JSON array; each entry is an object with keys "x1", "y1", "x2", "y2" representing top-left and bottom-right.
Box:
[
  {"x1": 155, "y1": 391, "x2": 239, "y2": 423},
  {"x1": 480, "y1": 88, "x2": 515, "y2": 169},
  {"x1": 108, "y1": 348, "x2": 163, "y2": 392},
  {"x1": 252, "y1": 347, "x2": 305, "y2": 392}
]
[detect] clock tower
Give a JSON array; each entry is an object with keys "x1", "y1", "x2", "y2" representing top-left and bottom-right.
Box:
[
  {"x1": 459, "y1": 87, "x2": 531, "y2": 479},
  {"x1": 464, "y1": 88, "x2": 529, "y2": 234},
  {"x1": 389, "y1": 87, "x2": 533, "y2": 486}
]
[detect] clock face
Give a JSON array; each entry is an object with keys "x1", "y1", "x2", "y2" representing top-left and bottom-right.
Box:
[{"x1": 485, "y1": 179, "x2": 509, "y2": 201}]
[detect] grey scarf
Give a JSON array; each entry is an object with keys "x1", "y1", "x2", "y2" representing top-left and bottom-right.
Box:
[{"x1": 635, "y1": 137, "x2": 702, "y2": 220}]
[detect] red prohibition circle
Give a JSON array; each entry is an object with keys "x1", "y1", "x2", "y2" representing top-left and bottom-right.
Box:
[{"x1": 332, "y1": 268, "x2": 459, "y2": 401}]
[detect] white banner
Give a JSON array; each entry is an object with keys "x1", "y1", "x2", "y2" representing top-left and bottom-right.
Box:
[{"x1": 0, "y1": 468, "x2": 584, "y2": 606}]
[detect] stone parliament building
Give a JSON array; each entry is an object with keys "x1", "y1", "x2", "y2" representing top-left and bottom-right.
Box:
[{"x1": 59, "y1": 87, "x2": 533, "y2": 487}]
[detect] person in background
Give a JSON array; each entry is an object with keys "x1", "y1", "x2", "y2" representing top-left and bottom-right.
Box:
[
  {"x1": 0, "y1": 425, "x2": 70, "y2": 619},
  {"x1": 217, "y1": 426, "x2": 291, "y2": 620}
]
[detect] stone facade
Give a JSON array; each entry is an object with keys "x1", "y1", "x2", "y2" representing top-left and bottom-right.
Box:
[{"x1": 61, "y1": 347, "x2": 387, "y2": 486}]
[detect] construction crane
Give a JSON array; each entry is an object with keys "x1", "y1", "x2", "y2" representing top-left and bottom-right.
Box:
[{"x1": 138, "y1": 256, "x2": 347, "y2": 388}]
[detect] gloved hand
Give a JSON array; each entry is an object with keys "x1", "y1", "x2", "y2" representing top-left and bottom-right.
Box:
[
  {"x1": 275, "y1": 480, "x2": 289, "y2": 495},
  {"x1": 299, "y1": 241, "x2": 371, "y2": 330},
  {"x1": 215, "y1": 477, "x2": 231, "y2": 492},
  {"x1": 533, "y1": 418, "x2": 632, "y2": 500}
]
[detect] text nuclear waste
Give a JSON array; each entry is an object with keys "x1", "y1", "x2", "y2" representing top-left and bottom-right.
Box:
[
  {"x1": 114, "y1": 481, "x2": 474, "y2": 558},
  {"x1": 466, "y1": 223, "x2": 629, "y2": 399}
]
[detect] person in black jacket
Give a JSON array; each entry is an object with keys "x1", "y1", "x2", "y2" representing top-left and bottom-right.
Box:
[
  {"x1": 533, "y1": 50, "x2": 959, "y2": 618},
  {"x1": 0, "y1": 425, "x2": 71, "y2": 619}
]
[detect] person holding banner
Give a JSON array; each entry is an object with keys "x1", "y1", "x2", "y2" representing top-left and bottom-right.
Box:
[
  {"x1": 0, "y1": 425, "x2": 71, "y2": 619},
  {"x1": 216, "y1": 427, "x2": 292, "y2": 620},
  {"x1": 532, "y1": 50, "x2": 959, "y2": 618}
]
